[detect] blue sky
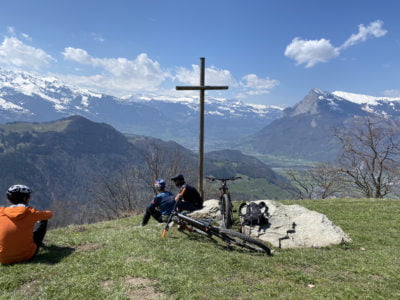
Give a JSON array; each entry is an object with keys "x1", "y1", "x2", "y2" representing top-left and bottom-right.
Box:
[{"x1": 0, "y1": 0, "x2": 399, "y2": 107}]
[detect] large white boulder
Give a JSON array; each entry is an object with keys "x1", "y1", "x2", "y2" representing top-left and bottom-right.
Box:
[{"x1": 190, "y1": 199, "x2": 352, "y2": 249}]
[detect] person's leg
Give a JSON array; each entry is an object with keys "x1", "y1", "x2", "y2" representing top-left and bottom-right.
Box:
[
  {"x1": 28, "y1": 220, "x2": 48, "y2": 261},
  {"x1": 33, "y1": 220, "x2": 48, "y2": 247},
  {"x1": 149, "y1": 206, "x2": 162, "y2": 223},
  {"x1": 177, "y1": 201, "x2": 197, "y2": 212},
  {"x1": 141, "y1": 205, "x2": 163, "y2": 226},
  {"x1": 141, "y1": 206, "x2": 152, "y2": 226}
]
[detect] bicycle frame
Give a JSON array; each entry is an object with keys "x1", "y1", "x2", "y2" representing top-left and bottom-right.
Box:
[
  {"x1": 205, "y1": 176, "x2": 241, "y2": 228},
  {"x1": 162, "y1": 202, "x2": 212, "y2": 238},
  {"x1": 161, "y1": 200, "x2": 272, "y2": 255}
]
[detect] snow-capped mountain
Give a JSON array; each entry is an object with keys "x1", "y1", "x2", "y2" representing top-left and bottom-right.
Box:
[
  {"x1": 0, "y1": 68, "x2": 283, "y2": 150},
  {"x1": 240, "y1": 88, "x2": 400, "y2": 161}
]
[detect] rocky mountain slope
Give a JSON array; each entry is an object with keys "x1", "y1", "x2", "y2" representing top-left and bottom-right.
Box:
[
  {"x1": 240, "y1": 88, "x2": 400, "y2": 161},
  {"x1": 0, "y1": 68, "x2": 282, "y2": 150}
]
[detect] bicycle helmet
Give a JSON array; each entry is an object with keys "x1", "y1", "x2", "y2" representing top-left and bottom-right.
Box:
[
  {"x1": 7, "y1": 184, "x2": 32, "y2": 196},
  {"x1": 154, "y1": 179, "x2": 166, "y2": 190}
]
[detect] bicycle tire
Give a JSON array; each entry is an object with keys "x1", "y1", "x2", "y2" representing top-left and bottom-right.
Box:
[
  {"x1": 222, "y1": 194, "x2": 233, "y2": 229},
  {"x1": 211, "y1": 227, "x2": 272, "y2": 255}
]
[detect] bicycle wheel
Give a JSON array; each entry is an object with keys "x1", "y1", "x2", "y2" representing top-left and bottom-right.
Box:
[
  {"x1": 221, "y1": 194, "x2": 233, "y2": 229},
  {"x1": 211, "y1": 227, "x2": 272, "y2": 255}
]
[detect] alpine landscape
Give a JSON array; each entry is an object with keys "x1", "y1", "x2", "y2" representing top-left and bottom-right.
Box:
[{"x1": 0, "y1": 1, "x2": 399, "y2": 299}]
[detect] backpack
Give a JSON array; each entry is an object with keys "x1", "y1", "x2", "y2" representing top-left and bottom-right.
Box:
[{"x1": 239, "y1": 201, "x2": 269, "y2": 227}]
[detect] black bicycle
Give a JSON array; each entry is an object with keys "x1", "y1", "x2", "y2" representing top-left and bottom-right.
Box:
[
  {"x1": 205, "y1": 176, "x2": 241, "y2": 229},
  {"x1": 162, "y1": 201, "x2": 272, "y2": 255}
]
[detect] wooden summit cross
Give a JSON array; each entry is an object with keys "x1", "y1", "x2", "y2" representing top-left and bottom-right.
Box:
[{"x1": 176, "y1": 57, "x2": 228, "y2": 199}]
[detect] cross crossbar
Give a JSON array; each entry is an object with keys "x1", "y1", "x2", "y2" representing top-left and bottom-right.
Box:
[{"x1": 176, "y1": 86, "x2": 229, "y2": 90}]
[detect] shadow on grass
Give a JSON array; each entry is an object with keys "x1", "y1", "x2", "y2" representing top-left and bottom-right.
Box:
[{"x1": 31, "y1": 245, "x2": 75, "y2": 265}]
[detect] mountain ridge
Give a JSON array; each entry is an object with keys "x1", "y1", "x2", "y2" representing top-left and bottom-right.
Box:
[
  {"x1": 239, "y1": 88, "x2": 400, "y2": 161},
  {"x1": 0, "y1": 68, "x2": 282, "y2": 150},
  {"x1": 0, "y1": 115, "x2": 293, "y2": 226}
]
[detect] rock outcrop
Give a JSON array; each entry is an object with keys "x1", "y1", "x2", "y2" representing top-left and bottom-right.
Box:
[{"x1": 189, "y1": 199, "x2": 352, "y2": 249}]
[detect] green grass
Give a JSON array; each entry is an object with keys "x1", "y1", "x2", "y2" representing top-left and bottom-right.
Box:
[{"x1": 1, "y1": 199, "x2": 399, "y2": 299}]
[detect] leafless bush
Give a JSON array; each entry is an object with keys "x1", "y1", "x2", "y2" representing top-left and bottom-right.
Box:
[{"x1": 334, "y1": 117, "x2": 400, "y2": 198}]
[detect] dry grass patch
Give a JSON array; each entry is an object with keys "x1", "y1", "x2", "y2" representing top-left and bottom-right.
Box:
[
  {"x1": 74, "y1": 242, "x2": 103, "y2": 252},
  {"x1": 124, "y1": 276, "x2": 165, "y2": 300},
  {"x1": 100, "y1": 279, "x2": 114, "y2": 291},
  {"x1": 16, "y1": 279, "x2": 39, "y2": 298}
]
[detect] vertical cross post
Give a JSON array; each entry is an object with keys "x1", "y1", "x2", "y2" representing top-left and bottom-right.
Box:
[{"x1": 176, "y1": 57, "x2": 228, "y2": 200}]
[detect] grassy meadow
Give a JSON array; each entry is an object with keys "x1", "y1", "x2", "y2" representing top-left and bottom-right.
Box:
[{"x1": 0, "y1": 198, "x2": 399, "y2": 299}]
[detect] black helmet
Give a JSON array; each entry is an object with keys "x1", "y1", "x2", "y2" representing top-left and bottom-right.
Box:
[
  {"x1": 171, "y1": 174, "x2": 184, "y2": 181},
  {"x1": 7, "y1": 184, "x2": 32, "y2": 197}
]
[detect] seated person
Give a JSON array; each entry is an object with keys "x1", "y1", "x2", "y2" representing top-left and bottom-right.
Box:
[
  {"x1": 141, "y1": 179, "x2": 175, "y2": 227},
  {"x1": 171, "y1": 174, "x2": 203, "y2": 212},
  {"x1": 0, "y1": 184, "x2": 53, "y2": 265}
]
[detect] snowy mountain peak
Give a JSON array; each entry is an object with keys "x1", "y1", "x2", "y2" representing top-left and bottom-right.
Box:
[
  {"x1": 0, "y1": 68, "x2": 103, "y2": 112},
  {"x1": 332, "y1": 91, "x2": 400, "y2": 105}
]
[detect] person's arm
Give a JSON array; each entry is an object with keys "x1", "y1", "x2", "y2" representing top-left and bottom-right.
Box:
[
  {"x1": 150, "y1": 195, "x2": 160, "y2": 207},
  {"x1": 175, "y1": 187, "x2": 186, "y2": 201},
  {"x1": 30, "y1": 208, "x2": 53, "y2": 221}
]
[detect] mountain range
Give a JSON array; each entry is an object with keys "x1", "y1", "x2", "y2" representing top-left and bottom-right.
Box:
[
  {"x1": 239, "y1": 88, "x2": 400, "y2": 161},
  {"x1": 2, "y1": 68, "x2": 400, "y2": 162},
  {"x1": 0, "y1": 68, "x2": 282, "y2": 150}
]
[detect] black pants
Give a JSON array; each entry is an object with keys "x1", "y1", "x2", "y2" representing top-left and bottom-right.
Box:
[
  {"x1": 30, "y1": 220, "x2": 48, "y2": 260},
  {"x1": 141, "y1": 205, "x2": 163, "y2": 226},
  {"x1": 176, "y1": 201, "x2": 202, "y2": 212}
]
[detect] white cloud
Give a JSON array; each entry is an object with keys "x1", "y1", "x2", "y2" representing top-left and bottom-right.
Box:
[
  {"x1": 340, "y1": 20, "x2": 387, "y2": 49},
  {"x1": 21, "y1": 33, "x2": 32, "y2": 41},
  {"x1": 284, "y1": 38, "x2": 339, "y2": 68},
  {"x1": 285, "y1": 20, "x2": 387, "y2": 68},
  {"x1": 240, "y1": 74, "x2": 279, "y2": 95},
  {"x1": 91, "y1": 33, "x2": 105, "y2": 42},
  {"x1": 7, "y1": 26, "x2": 16, "y2": 35},
  {"x1": 0, "y1": 37, "x2": 54, "y2": 70},
  {"x1": 175, "y1": 64, "x2": 237, "y2": 86},
  {"x1": 175, "y1": 64, "x2": 280, "y2": 98},
  {"x1": 383, "y1": 89, "x2": 400, "y2": 98},
  {"x1": 62, "y1": 48, "x2": 171, "y2": 94},
  {"x1": 62, "y1": 47, "x2": 92, "y2": 64}
]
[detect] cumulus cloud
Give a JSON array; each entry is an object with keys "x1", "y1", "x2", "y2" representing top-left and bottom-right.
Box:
[
  {"x1": 285, "y1": 38, "x2": 340, "y2": 68},
  {"x1": 340, "y1": 20, "x2": 387, "y2": 49},
  {"x1": 240, "y1": 74, "x2": 279, "y2": 95},
  {"x1": 0, "y1": 36, "x2": 54, "y2": 70},
  {"x1": 174, "y1": 64, "x2": 280, "y2": 97},
  {"x1": 62, "y1": 48, "x2": 170, "y2": 93},
  {"x1": 175, "y1": 64, "x2": 237, "y2": 86},
  {"x1": 285, "y1": 20, "x2": 387, "y2": 68}
]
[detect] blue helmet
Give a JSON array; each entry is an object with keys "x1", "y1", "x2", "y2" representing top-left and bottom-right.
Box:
[{"x1": 154, "y1": 179, "x2": 166, "y2": 190}]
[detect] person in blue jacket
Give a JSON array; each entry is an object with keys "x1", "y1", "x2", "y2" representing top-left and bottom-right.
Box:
[{"x1": 140, "y1": 179, "x2": 175, "y2": 227}]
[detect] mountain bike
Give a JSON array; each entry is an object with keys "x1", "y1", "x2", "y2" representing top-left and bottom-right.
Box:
[
  {"x1": 161, "y1": 201, "x2": 272, "y2": 255},
  {"x1": 205, "y1": 176, "x2": 241, "y2": 229}
]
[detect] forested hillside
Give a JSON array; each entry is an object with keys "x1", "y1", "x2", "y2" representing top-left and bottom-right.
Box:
[{"x1": 0, "y1": 116, "x2": 294, "y2": 226}]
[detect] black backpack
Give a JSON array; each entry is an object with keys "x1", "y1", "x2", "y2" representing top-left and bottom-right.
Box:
[{"x1": 239, "y1": 201, "x2": 269, "y2": 227}]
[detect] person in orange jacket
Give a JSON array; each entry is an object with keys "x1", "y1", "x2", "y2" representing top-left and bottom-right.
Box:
[{"x1": 0, "y1": 184, "x2": 52, "y2": 265}]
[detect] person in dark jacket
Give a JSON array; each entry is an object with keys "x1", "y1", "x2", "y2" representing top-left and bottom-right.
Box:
[
  {"x1": 141, "y1": 179, "x2": 175, "y2": 227},
  {"x1": 171, "y1": 174, "x2": 203, "y2": 212}
]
